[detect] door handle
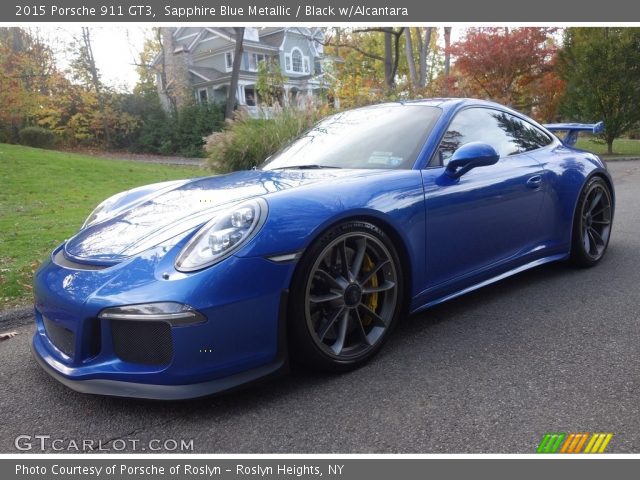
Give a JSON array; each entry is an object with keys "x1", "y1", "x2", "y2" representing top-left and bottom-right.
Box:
[{"x1": 526, "y1": 175, "x2": 543, "y2": 189}]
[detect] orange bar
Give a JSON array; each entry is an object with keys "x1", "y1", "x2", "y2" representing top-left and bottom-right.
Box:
[
  {"x1": 561, "y1": 434, "x2": 576, "y2": 453},
  {"x1": 566, "y1": 434, "x2": 581, "y2": 453},
  {"x1": 573, "y1": 433, "x2": 589, "y2": 453}
]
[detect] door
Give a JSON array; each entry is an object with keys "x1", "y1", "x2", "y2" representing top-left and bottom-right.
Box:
[{"x1": 422, "y1": 107, "x2": 553, "y2": 289}]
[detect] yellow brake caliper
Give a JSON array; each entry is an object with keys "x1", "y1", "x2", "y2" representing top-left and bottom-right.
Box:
[{"x1": 361, "y1": 254, "x2": 378, "y2": 326}]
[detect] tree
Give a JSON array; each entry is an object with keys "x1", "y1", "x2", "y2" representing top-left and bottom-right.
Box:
[
  {"x1": 256, "y1": 58, "x2": 285, "y2": 106},
  {"x1": 448, "y1": 27, "x2": 557, "y2": 111},
  {"x1": 0, "y1": 27, "x2": 59, "y2": 140},
  {"x1": 326, "y1": 27, "x2": 404, "y2": 93},
  {"x1": 69, "y1": 27, "x2": 111, "y2": 145},
  {"x1": 405, "y1": 27, "x2": 435, "y2": 89},
  {"x1": 558, "y1": 27, "x2": 640, "y2": 153},
  {"x1": 225, "y1": 27, "x2": 244, "y2": 119}
]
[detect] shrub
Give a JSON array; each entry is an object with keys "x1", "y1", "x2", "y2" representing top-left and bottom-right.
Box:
[
  {"x1": 172, "y1": 103, "x2": 225, "y2": 157},
  {"x1": 207, "y1": 105, "x2": 329, "y2": 172},
  {"x1": 18, "y1": 126, "x2": 55, "y2": 149}
]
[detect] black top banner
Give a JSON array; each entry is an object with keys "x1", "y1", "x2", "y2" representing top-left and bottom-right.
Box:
[{"x1": 4, "y1": 0, "x2": 640, "y2": 22}]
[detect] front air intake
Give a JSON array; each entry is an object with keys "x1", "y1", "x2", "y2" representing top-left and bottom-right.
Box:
[
  {"x1": 42, "y1": 316, "x2": 75, "y2": 357},
  {"x1": 110, "y1": 320, "x2": 173, "y2": 366}
]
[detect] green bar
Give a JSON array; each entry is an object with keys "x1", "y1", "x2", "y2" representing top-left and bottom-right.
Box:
[
  {"x1": 549, "y1": 433, "x2": 566, "y2": 453},
  {"x1": 537, "y1": 434, "x2": 552, "y2": 453}
]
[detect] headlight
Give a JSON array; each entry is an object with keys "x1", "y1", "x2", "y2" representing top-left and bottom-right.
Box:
[
  {"x1": 175, "y1": 198, "x2": 267, "y2": 272},
  {"x1": 82, "y1": 191, "x2": 128, "y2": 229}
]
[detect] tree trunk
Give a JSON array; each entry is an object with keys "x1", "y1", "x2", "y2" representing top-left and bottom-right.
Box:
[
  {"x1": 157, "y1": 28, "x2": 177, "y2": 116},
  {"x1": 405, "y1": 29, "x2": 417, "y2": 87},
  {"x1": 81, "y1": 27, "x2": 111, "y2": 146},
  {"x1": 607, "y1": 139, "x2": 614, "y2": 154},
  {"x1": 226, "y1": 27, "x2": 245, "y2": 120},
  {"x1": 418, "y1": 27, "x2": 433, "y2": 87},
  {"x1": 384, "y1": 30, "x2": 393, "y2": 90},
  {"x1": 444, "y1": 27, "x2": 452, "y2": 77}
]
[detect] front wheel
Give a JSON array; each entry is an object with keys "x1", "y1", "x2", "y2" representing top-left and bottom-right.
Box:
[
  {"x1": 570, "y1": 177, "x2": 613, "y2": 267},
  {"x1": 289, "y1": 221, "x2": 404, "y2": 371}
]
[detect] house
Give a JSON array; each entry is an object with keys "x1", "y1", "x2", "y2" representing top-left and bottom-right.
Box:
[{"x1": 156, "y1": 27, "x2": 326, "y2": 114}]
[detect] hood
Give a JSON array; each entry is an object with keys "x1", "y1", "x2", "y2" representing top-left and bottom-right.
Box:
[{"x1": 64, "y1": 169, "x2": 375, "y2": 263}]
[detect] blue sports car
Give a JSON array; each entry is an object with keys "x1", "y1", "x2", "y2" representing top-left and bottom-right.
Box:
[{"x1": 32, "y1": 99, "x2": 614, "y2": 399}]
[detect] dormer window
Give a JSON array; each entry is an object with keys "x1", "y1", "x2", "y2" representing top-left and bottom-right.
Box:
[
  {"x1": 284, "y1": 47, "x2": 309, "y2": 74},
  {"x1": 292, "y1": 49, "x2": 302, "y2": 72}
]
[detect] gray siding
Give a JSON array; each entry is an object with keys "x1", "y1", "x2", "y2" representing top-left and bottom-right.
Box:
[
  {"x1": 280, "y1": 33, "x2": 315, "y2": 78},
  {"x1": 193, "y1": 52, "x2": 228, "y2": 73}
]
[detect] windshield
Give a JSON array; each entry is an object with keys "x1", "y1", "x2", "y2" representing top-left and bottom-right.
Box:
[{"x1": 261, "y1": 104, "x2": 441, "y2": 170}]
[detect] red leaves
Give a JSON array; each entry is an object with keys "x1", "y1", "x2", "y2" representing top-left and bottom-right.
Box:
[{"x1": 448, "y1": 27, "x2": 561, "y2": 116}]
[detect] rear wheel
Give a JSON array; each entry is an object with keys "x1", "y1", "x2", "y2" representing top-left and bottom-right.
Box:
[
  {"x1": 570, "y1": 177, "x2": 613, "y2": 267},
  {"x1": 289, "y1": 221, "x2": 404, "y2": 371}
]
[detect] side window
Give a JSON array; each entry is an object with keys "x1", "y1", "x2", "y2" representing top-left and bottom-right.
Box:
[{"x1": 433, "y1": 108, "x2": 552, "y2": 166}]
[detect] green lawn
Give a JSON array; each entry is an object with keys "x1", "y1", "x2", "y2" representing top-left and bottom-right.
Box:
[
  {"x1": 0, "y1": 144, "x2": 205, "y2": 308},
  {"x1": 575, "y1": 137, "x2": 640, "y2": 156}
]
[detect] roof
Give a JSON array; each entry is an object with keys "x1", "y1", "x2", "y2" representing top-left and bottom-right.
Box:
[
  {"x1": 189, "y1": 67, "x2": 225, "y2": 82},
  {"x1": 259, "y1": 29, "x2": 284, "y2": 48}
]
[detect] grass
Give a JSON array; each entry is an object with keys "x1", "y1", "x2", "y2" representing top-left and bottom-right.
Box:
[
  {"x1": 0, "y1": 144, "x2": 205, "y2": 309},
  {"x1": 575, "y1": 137, "x2": 640, "y2": 157}
]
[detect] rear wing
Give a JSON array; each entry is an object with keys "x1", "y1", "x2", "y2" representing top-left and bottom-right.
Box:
[{"x1": 543, "y1": 121, "x2": 604, "y2": 147}]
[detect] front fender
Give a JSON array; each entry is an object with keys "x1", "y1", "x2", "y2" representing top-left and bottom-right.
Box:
[{"x1": 238, "y1": 170, "x2": 427, "y2": 298}]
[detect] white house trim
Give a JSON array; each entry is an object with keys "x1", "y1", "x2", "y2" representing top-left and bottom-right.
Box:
[
  {"x1": 188, "y1": 29, "x2": 207, "y2": 50},
  {"x1": 177, "y1": 32, "x2": 199, "y2": 42},
  {"x1": 189, "y1": 69, "x2": 211, "y2": 82},
  {"x1": 206, "y1": 28, "x2": 234, "y2": 42}
]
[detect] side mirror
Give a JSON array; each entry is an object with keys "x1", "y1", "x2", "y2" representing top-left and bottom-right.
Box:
[{"x1": 445, "y1": 142, "x2": 499, "y2": 179}]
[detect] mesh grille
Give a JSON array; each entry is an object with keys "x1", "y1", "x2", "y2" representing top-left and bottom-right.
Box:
[
  {"x1": 43, "y1": 316, "x2": 75, "y2": 357},
  {"x1": 110, "y1": 320, "x2": 173, "y2": 365}
]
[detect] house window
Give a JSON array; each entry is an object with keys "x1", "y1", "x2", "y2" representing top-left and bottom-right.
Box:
[
  {"x1": 243, "y1": 53, "x2": 267, "y2": 71},
  {"x1": 225, "y1": 52, "x2": 233, "y2": 70},
  {"x1": 198, "y1": 88, "x2": 208, "y2": 104},
  {"x1": 292, "y1": 49, "x2": 303, "y2": 73},
  {"x1": 285, "y1": 48, "x2": 309, "y2": 74},
  {"x1": 245, "y1": 86, "x2": 256, "y2": 106}
]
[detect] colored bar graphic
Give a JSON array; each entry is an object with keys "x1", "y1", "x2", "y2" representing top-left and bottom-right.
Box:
[
  {"x1": 572, "y1": 433, "x2": 589, "y2": 453},
  {"x1": 537, "y1": 433, "x2": 566, "y2": 453},
  {"x1": 537, "y1": 433, "x2": 613, "y2": 453}
]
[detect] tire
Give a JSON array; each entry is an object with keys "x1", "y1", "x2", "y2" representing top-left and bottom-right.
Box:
[
  {"x1": 570, "y1": 176, "x2": 613, "y2": 267},
  {"x1": 288, "y1": 221, "x2": 404, "y2": 372}
]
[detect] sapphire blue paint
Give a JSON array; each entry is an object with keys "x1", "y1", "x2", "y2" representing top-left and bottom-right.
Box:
[{"x1": 32, "y1": 99, "x2": 614, "y2": 399}]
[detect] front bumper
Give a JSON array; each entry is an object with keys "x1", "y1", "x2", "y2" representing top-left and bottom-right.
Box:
[
  {"x1": 32, "y1": 245, "x2": 293, "y2": 399},
  {"x1": 31, "y1": 337, "x2": 286, "y2": 400}
]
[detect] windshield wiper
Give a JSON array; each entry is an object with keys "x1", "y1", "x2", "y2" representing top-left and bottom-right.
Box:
[{"x1": 271, "y1": 165, "x2": 342, "y2": 170}]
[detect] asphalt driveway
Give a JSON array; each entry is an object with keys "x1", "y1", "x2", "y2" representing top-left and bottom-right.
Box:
[{"x1": 1, "y1": 160, "x2": 639, "y2": 453}]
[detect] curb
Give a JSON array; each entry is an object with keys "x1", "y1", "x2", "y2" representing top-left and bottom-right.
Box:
[
  {"x1": 602, "y1": 156, "x2": 640, "y2": 162},
  {"x1": 0, "y1": 305, "x2": 33, "y2": 330}
]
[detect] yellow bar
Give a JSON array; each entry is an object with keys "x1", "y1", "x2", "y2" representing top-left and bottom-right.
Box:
[
  {"x1": 590, "y1": 434, "x2": 605, "y2": 453},
  {"x1": 584, "y1": 434, "x2": 598, "y2": 453},
  {"x1": 560, "y1": 434, "x2": 576, "y2": 453},
  {"x1": 598, "y1": 434, "x2": 613, "y2": 453}
]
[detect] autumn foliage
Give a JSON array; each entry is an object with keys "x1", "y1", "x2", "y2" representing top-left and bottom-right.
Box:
[{"x1": 446, "y1": 27, "x2": 563, "y2": 119}]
